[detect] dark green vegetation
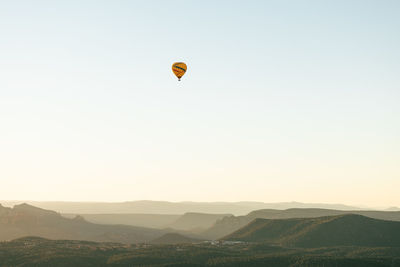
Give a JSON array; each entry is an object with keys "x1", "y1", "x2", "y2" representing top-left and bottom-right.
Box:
[
  {"x1": 204, "y1": 208, "x2": 400, "y2": 239},
  {"x1": 0, "y1": 204, "x2": 166, "y2": 243},
  {"x1": 0, "y1": 237, "x2": 399, "y2": 266},
  {"x1": 223, "y1": 214, "x2": 400, "y2": 247}
]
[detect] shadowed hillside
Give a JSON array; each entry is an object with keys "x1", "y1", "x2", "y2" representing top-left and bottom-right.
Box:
[
  {"x1": 0, "y1": 204, "x2": 166, "y2": 243},
  {"x1": 223, "y1": 214, "x2": 400, "y2": 247},
  {"x1": 203, "y1": 208, "x2": 400, "y2": 239},
  {"x1": 150, "y1": 233, "x2": 202, "y2": 244}
]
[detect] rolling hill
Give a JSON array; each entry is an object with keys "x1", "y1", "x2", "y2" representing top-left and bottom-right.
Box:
[
  {"x1": 202, "y1": 208, "x2": 400, "y2": 239},
  {"x1": 223, "y1": 214, "x2": 400, "y2": 247},
  {"x1": 0, "y1": 203, "x2": 166, "y2": 243}
]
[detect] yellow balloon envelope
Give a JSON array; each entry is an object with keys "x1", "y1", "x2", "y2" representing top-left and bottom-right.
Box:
[{"x1": 172, "y1": 62, "x2": 187, "y2": 81}]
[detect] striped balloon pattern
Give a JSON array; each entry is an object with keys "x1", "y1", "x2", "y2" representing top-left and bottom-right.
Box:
[{"x1": 172, "y1": 62, "x2": 187, "y2": 81}]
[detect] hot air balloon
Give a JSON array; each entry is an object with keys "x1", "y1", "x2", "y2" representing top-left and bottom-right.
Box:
[{"x1": 172, "y1": 62, "x2": 187, "y2": 81}]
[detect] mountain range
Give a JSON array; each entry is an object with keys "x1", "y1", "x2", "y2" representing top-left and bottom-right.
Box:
[
  {"x1": 223, "y1": 214, "x2": 400, "y2": 247},
  {"x1": 62, "y1": 213, "x2": 180, "y2": 228},
  {"x1": 62, "y1": 212, "x2": 229, "y2": 231},
  {"x1": 3, "y1": 202, "x2": 400, "y2": 249},
  {"x1": 1, "y1": 200, "x2": 361, "y2": 215},
  {"x1": 203, "y1": 208, "x2": 400, "y2": 239},
  {"x1": 0, "y1": 203, "x2": 166, "y2": 243}
]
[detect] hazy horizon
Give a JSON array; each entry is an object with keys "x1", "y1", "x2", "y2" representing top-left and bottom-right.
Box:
[
  {"x1": 1, "y1": 1, "x2": 399, "y2": 207},
  {"x1": 0, "y1": 199, "x2": 397, "y2": 212}
]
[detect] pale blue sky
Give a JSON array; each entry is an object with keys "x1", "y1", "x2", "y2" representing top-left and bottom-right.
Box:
[{"x1": 1, "y1": 1, "x2": 399, "y2": 206}]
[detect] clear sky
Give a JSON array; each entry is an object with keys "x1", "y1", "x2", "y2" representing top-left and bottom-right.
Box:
[{"x1": 1, "y1": 0, "x2": 399, "y2": 207}]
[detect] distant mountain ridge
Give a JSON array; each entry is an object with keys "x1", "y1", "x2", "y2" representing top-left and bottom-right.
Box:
[
  {"x1": 0, "y1": 203, "x2": 166, "y2": 243},
  {"x1": 223, "y1": 214, "x2": 400, "y2": 247},
  {"x1": 0, "y1": 200, "x2": 361, "y2": 215},
  {"x1": 386, "y1": 206, "x2": 400, "y2": 211},
  {"x1": 166, "y1": 212, "x2": 231, "y2": 231},
  {"x1": 62, "y1": 213, "x2": 180, "y2": 228},
  {"x1": 63, "y1": 212, "x2": 230, "y2": 231}
]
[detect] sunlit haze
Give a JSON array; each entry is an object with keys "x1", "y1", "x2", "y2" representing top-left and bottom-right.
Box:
[{"x1": 1, "y1": 0, "x2": 399, "y2": 207}]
